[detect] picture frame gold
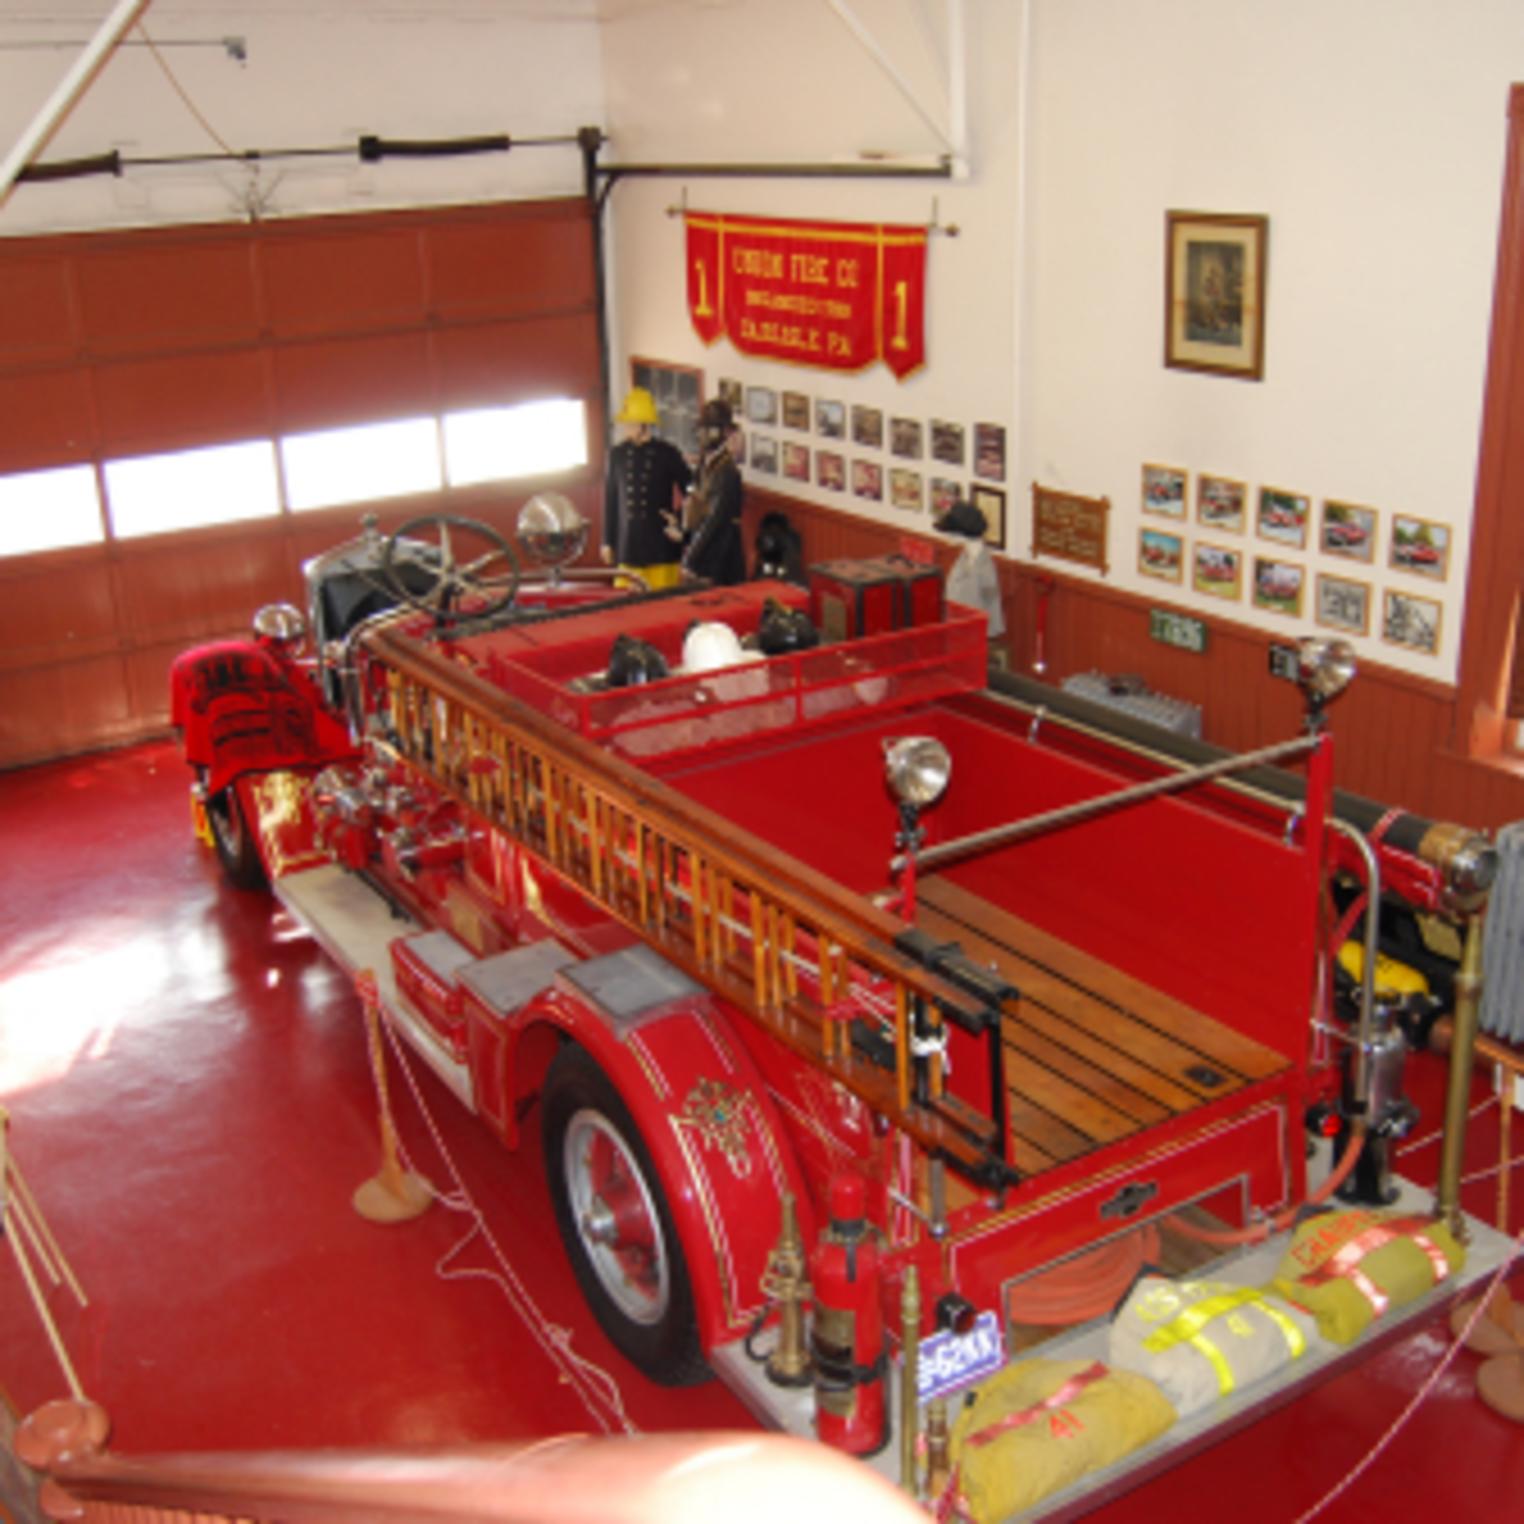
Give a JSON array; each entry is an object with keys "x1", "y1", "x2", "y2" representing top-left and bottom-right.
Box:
[
  {"x1": 1315, "y1": 573, "x2": 1371, "y2": 636},
  {"x1": 1138, "y1": 526, "x2": 1184, "y2": 583},
  {"x1": 1165, "y1": 211, "x2": 1268, "y2": 380},
  {"x1": 1382, "y1": 587, "x2": 1442, "y2": 656},
  {"x1": 1192, "y1": 540, "x2": 1241, "y2": 600},
  {"x1": 1389, "y1": 513, "x2": 1451, "y2": 582},
  {"x1": 1142, "y1": 463, "x2": 1187, "y2": 520}
]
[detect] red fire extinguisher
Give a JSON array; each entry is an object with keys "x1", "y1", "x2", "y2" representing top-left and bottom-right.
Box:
[{"x1": 810, "y1": 1172, "x2": 888, "y2": 1456}]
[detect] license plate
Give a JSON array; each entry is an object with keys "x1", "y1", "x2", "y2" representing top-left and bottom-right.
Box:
[{"x1": 916, "y1": 1309, "x2": 1005, "y2": 1403}]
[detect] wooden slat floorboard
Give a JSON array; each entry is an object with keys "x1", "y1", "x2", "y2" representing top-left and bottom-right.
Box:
[{"x1": 916, "y1": 874, "x2": 1293, "y2": 1169}]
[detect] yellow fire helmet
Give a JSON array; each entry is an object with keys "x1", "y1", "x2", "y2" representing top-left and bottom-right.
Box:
[{"x1": 615, "y1": 386, "x2": 660, "y2": 426}]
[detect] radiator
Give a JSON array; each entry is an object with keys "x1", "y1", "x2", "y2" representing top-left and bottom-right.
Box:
[
  {"x1": 1059, "y1": 671, "x2": 1203, "y2": 740},
  {"x1": 1480, "y1": 820, "x2": 1524, "y2": 1044}
]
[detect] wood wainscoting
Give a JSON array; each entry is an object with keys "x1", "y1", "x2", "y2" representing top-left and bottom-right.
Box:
[{"x1": 739, "y1": 486, "x2": 1524, "y2": 830}]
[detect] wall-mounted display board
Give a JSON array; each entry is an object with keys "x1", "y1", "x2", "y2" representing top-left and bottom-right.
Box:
[{"x1": 1031, "y1": 482, "x2": 1109, "y2": 573}]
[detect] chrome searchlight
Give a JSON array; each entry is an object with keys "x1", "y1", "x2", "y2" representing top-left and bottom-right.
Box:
[
  {"x1": 1297, "y1": 635, "x2": 1356, "y2": 729},
  {"x1": 884, "y1": 736, "x2": 952, "y2": 811},
  {"x1": 883, "y1": 737, "x2": 951, "y2": 920}
]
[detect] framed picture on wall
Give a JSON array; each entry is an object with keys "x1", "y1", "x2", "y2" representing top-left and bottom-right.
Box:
[
  {"x1": 852, "y1": 405, "x2": 884, "y2": 449},
  {"x1": 1193, "y1": 541, "x2": 1241, "y2": 599},
  {"x1": 816, "y1": 449, "x2": 846, "y2": 491},
  {"x1": 816, "y1": 398, "x2": 846, "y2": 438},
  {"x1": 717, "y1": 377, "x2": 743, "y2": 413},
  {"x1": 1321, "y1": 501, "x2": 1378, "y2": 563},
  {"x1": 929, "y1": 476, "x2": 961, "y2": 518},
  {"x1": 1389, "y1": 513, "x2": 1451, "y2": 581},
  {"x1": 1315, "y1": 573, "x2": 1371, "y2": 636},
  {"x1": 1139, "y1": 527, "x2": 1184, "y2": 582},
  {"x1": 970, "y1": 483, "x2": 1006, "y2": 546},
  {"x1": 890, "y1": 417, "x2": 923, "y2": 459},
  {"x1": 1252, "y1": 555, "x2": 1305, "y2": 616},
  {"x1": 630, "y1": 356, "x2": 704, "y2": 456},
  {"x1": 890, "y1": 467, "x2": 923, "y2": 512},
  {"x1": 746, "y1": 386, "x2": 778, "y2": 426},
  {"x1": 1164, "y1": 211, "x2": 1269, "y2": 380},
  {"x1": 782, "y1": 391, "x2": 811, "y2": 430},
  {"x1": 749, "y1": 434, "x2": 778, "y2": 474},
  {"x1": 930, "y1": 419, "x2": 966, "y2": 466},
  {"x1": 1197, "y1": 472, "x2": 1246, "y2": 532},
  {"x1": 1255, "y1": 486, "x2": 1309, "y2": 549},
  {"x1": 852, "y1": 459, "x2": 883, "y2": 501},
  {"x1": 1142, "y1": 463, "x2": 1187, "y2": 519},
  {"x1": 974, "y1": 422, "x2": 1006, "y2": 483},
  {"x1": 1383, "y1": 588, "x2": 1442, "y2": 656},
  {"x1": 782, "y1": 441, "x2": 810, "y2": 482}
]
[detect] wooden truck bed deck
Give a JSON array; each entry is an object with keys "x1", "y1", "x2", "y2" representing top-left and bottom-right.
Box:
[{"x1": 915, "y1": 875, "x2": 1294, "y2": 1175}]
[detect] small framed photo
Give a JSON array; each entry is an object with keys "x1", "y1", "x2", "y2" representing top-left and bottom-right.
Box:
[
  {"x1": 1193, "y1": 541, "x2": 1242, "y2": 599},
  {"x1": 1383, "y1": 588, "x2": 1442, "y2": 656},
  {"x1": 931, "y1": 419, "x2": 966, "y2": 466},
  {"x1": 749, "y1": 433, "x2": 778, "y2": 474},
  {"x1": 782, "y1": 390, "x2": 811, "y2": 430},
  {"x1": 1139, "y1": 527, "x2": 1184, "y2": 582},
  {"x1": 782, "y1": 440, "x2": 810, "y2": 482},
  {"x1": 974, "y1": 422, "x2": 1007, "y2": 483},
  {"x1": 1389, "y1": 514, "x2": 1451, "y2": 581},
  {"x1": 1315, "y1": 573, "x2": 1371, "y2": 636},
  {"x1": 816, "y1": 449, "x2": 846, "y2": 491},
  {"x1": 1164, "y1": 210, "x2": 1269, "y2": 380},
  {"x1": 746, "y1": 386, "x2": 778, "y2": 426},
  {"x1": 717, "y1": 378, "x2": 743, "y2": 412},
  {"x1": 1320, "y1": 500, "x2": 1377, "y2": 563},
  {"x1": 1142, "y1": 463, "x2": 1187, "y2": 519},
  {"x1": 970, "y1": 483, "x2": 1006, "y2": 547},
  {"x1": 852, "y1": 459, "x2": 883, "y2": 501},
  {"x1": 929, "y1": 476, "x2": 961, "y2": 518},
  {"x1": 890, "y1": 467, "x2": 923, "y2": 512},
  {"x1": 1256, "y1": 487, "x2": 1310, "y2": 550},
  {"x1": 1197, "y1": 473, "x2": 1246, "y2": 532},
  {"x1": 852, "y1": 405, "x2": 884, "y2": 449},
  {"x1": 816, "y1": 398, "x2": 846, "y2": 438},
  {"x1": 1252, "y1": 555, "x2": 1305, "y2": 616},
  {"x1": 890, "y1": 416, "x2": 923, "y2": 459}
]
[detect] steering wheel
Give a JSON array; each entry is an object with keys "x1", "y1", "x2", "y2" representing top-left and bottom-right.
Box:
[{"x1": 380, "y1": 513, "x2": 522, "y2": 625}]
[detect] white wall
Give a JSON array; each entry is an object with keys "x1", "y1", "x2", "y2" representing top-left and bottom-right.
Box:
[
  {"x1": 0, "y1": 1, "x2": 605, "y2": 234},
  {"x1": 600, "y1": 0, "x2": 1026, "y2": 547},
  {"x1": 603, "y1": 0, "x2": 1524, "y2": 683}
]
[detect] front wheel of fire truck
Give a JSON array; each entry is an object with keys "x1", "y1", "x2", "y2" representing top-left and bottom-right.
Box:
[
  {"x1": 205, "y1": 782, "x2": 267, "y2": 891},
  {"x1": 542, "y1": 1043, "x2": 708, "y2": 1387}
]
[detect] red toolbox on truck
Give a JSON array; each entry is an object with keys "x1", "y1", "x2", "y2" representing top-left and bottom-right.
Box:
[{"x1": 808, "y1": 556, "x2": 945, "y2": 640}]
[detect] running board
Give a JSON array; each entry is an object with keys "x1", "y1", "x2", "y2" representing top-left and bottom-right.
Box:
[{"x1": 275, "y1": 864, "x2": 475, "y2": 1111}]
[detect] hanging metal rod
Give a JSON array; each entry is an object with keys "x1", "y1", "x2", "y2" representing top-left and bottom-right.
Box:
[
  {"x1": 14, "y1": 130, "x2": 583, "y2": 185},
  {"x1": 891, "y1": 734, "x2": 1320, "y2": 874},
  {"x1": 0, "y1": 37, "x2": 247, "y2": 60},
  {"x1": 661, "y1": 190, "x2": 959, "y2": 235},
  {"x1": 600, "y1": 159, "x2": 952, "y2": 181}
]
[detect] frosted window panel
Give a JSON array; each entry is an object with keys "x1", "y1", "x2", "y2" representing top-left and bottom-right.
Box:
[
  {"x1": 0, "y1": 465, "x2": 103, "y2": 557},
  {"x1": 444, "y1": 399, "x2": 588, "y2": 486},
  {"x1": 106, "y1": 440, "x2": 280, "y2": 539},
  {"x1": 281, "y1": 416, "x2": 442, "y2": 511}
]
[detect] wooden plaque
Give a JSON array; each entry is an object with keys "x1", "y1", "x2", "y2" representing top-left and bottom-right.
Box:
[{"x1": 1031, "y1": 483, "x2": 1110, "y2": 573}]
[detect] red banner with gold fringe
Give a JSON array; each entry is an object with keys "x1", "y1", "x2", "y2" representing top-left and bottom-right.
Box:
[{"x1": 685, "y1": 211, "x2": 927, "y2": 379}]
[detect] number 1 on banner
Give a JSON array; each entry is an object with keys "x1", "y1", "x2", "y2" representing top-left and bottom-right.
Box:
[
  {"x1": 693, "y1": 260, "x2": 714, "y2": 318},
  {"x1": 890, "y1": 280, "x2": 909, "y2": 350}
]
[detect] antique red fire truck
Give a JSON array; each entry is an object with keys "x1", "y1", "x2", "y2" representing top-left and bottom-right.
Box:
[{"x1": 169, "y1": 503, "x2": 1496, "y2": 1475}]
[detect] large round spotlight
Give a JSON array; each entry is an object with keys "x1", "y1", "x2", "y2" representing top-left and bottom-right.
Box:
[
  {"x1": 884, "y1": 736, "x2": 952, "y2": 810},
  {"x1": 516, "y1": 492, "x2": 588, "y2": 572},
  {"x1": 253, "y1": 602, "x2": 306, "y2": 648},
  {"x1": 1297, "y1": 636, "x2": 1357, "y2": 705}
]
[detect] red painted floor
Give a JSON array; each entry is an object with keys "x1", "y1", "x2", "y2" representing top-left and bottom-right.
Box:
[{"x1": 2, "y1": 740, "x2": 1521, "y2": 1520}]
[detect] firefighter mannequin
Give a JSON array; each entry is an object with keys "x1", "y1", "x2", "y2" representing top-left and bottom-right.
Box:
[
  {"x1": 682, "y1": 398, "x2": 747, "y2": 586},
  {"x1": 602, "y1": 387, "x2": 692, "y2": 591},
  {"x1": 937, "y1": 498, "x2": 1005, "y2": 638}
]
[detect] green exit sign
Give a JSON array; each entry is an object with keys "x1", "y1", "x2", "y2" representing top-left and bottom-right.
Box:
[{"x1": 1149, "y1": 609, "x2": 1208, "y2": 653}]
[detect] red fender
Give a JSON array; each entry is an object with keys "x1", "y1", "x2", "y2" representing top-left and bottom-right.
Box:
[
  {"x1": 512, "y1": 987, "x2": 816, "y2": 1355},
  {"x1": 235, "y1": 770, "x2": 332, "y2": 881}
]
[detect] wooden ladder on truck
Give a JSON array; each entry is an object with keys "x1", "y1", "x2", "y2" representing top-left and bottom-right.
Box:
[{"x1": 368, "y1": 626, "x2": 1015, "y2": 1190}]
